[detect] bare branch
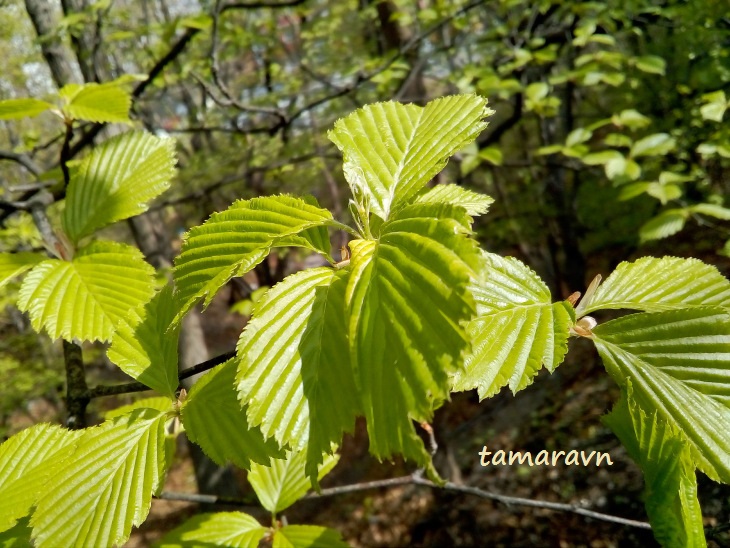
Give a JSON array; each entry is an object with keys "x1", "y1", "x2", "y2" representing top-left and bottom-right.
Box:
[
  {"x1": 0, "y1": 149, "x2": 43, "y2": 176},
  {"x1": 221, "y1": 0, "x2": 308, "y2": 9}
]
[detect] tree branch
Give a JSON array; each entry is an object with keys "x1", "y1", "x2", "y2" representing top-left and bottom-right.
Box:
[{"x1": 0, "y1": 149, "x2": 43, "y2": 176}]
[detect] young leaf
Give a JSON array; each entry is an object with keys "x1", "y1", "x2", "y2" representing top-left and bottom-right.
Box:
[
  {"x1": 182, "y1": 359, "x2": 285, "y2": 470},
  {"x1": 17, "y1": 241, "x2": 156, "y2": 342},
  {"x1": 328, "y1": 94, "x2": 492, "y2": 220},
  {"x1": 60, "y1": 82, "x2": 132, "y2": 123},
  {"x1": 454, "y1": 252, "x2": 573, "y2": 399},
  {"x1": 639, "y1": 209, "x2": 687, "y2": 242},
  {"x1": 346, "y1": 203, "x2": 478, "y2": 467},
  {"x1": 62, "y1": 131, "x2": 176, "y2": 244},
  {"x1": 0, "y1": 424, "x2": 81, "y2": 533},
  {"x1": 157, "y1": 512, "x2": 268, "y2": 548},
  {"x1": 248, "y1": 449, "x2": 339, "y2": 515},
  {"x1": 173, "y1": 195, "x2": 334, "y2": 317},
  {"x1": 604, "y1": 384, "x2": 706, "y2": 547},
  {"x1": 107, "y1": 284, "x2": 181, "y2": 398},
  {"x1": 31, "y1": 408, "x2": 171, "y2": 548},
  {"x1": 105, "y1": 397, "x2": 174, "y2": 419},
  {"x1": 0, "y1": 252, "x2": 44, "y2": 289},
  {"x1": 273, "y1": 525, "x2": 349, "y2": 548},
  {"x1": 630, "y1": 133, "x2": 675, "y2": 158},
  {"x1": 236, "y1": 268, "x2": 358, "y2": 484},
  {"x1": 577, "y1": 256, "x2": 730, "y2": 315},
  {"x1": 592, "y1": 307, "x2": 730, "y2": 483},
  {"x1": 415, "y1": 184, "x2": 494, "y2": 216},
  {"x1": 0, "y1": 98, "x2": 54, "y2": 120}
]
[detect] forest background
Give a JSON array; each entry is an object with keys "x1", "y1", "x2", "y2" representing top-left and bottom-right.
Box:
[{"x1": 0, "y1": 0, "x2": 729, "y2": 546}]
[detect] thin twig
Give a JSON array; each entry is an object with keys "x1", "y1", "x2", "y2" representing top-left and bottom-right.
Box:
[{"x1": 0, "y1": 149, "x2": 43, "y2": 176}]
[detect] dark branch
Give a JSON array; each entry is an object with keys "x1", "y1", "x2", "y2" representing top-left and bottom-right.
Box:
[
  {"x1": 0, "y1": 149, "x2": 43, "y2": 176},
  {"x1": 221, "y1": 0, "x2": 308, "y2": 10}
]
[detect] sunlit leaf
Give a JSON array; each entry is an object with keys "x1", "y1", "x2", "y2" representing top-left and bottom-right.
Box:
[
  {"x1": 592, "y1": 307, "x2": 730, "y2": 483},
  {"x1": 415, "y1": 184, "x2": 493, "y2": 216},
  {"x1": 273, "y1": 525, "x2": 349, "y2": 548},
  {"x1": 639, "y1": 209, "x2": 687, "y2": 242},
  {"x1": 182, "y1": 359, "x2": 284, "y2": 470},
  {"x1": 62, "y1": 131, "x2": 176, "y2": 244},
  {"x1": 60, "y1": 82, "x2": 132, "y2": 123},
  {"x1": 157, "y1": 512, "x2": 268, "y2": 548},
  {"x1": 17, "y1": 241, "x2": 156, "y2": 342},
  {"x1": 631, "y1": 133, "x2": 675, "y2": 158},
  {"x1": 328, "y1": 95, "x2": 492, "y2": 220},
  {"x1": 0, "y1": 252, "x2": 44, "y2": 289},
  {"x1": 0, "y1": 98, "x2": 54, "y2": 120}
]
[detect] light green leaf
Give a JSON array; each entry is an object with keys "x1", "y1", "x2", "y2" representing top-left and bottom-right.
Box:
[
  {"x1": 604, "y1": 384, "x2": 706, "y2": 548},
  {"x1": 346, "y1": 203, "x2": 478, "y2": 467},
  {"x1": 582, "y1": 150, "x2": 624, "y2": 166},
  {"x1": 105, "y1": 397, "x2": 173, "y2": 419},
  {"x1": 454, "y1": 252, "x2": 573, "y2": 399},
  {"x1": 273, "y1": 525, "x2": 349, "y2": 548},
  {"x1": 690, "y1": 203, "x2": 730, "y2": 220},
  {"x1": 592, "y1": 308, "x2": 730, "y2": 483},
  {"x1": 31, "y1": 408, "x2": 171, "y2": 547},
  {"x1": 566, "y1": 128, "x2": 592, "y2": 147},
  {"x1": 640, "y1": 210, "x2": 687, "y2": 242},
  {"x1": 60, "y1": 82, "x2": 132, "y2": 123},
  {"x1": 634, "y1": 55, "x2": 666, "y2": 75},
  {"x1": 182, "y1": 359, "x2": 284, "y2": 470},
  {"x1": 62, "y1": 131, "x2": 176, "y2": 244},
  {"x1": 524, "y1": 82, "x2": 549, "y2": 102},
  {"x1": 645, "y1": 183, "x2": 682, "y2": 204},
  {"x1": 577, "y1": 256, "x2": 730, "y2": 315},
  {"x1": 618, "y1": 183, "x2": 650, "y2": 201},
  {"x1": 17, "y1": 241, "x2": 156, "y2": 342},
  {"x1": 328, "y1": 95, "x2": 492, "y2": 220},
  {"x1": 107, "y1": 285, "x2": 180, "y2": 398},
  {"x1": 613, "y1": 109, "x2": 651, "y2": 130},
  {"x1": 236, "y1": 268, "x2": 358, "y2": 484},
  {"x1": 0, "y1": 424, "x2": 81, "y2": 533},
  {"x1": 415, "y1": 184, "x2": 493, "y2": 216},
  {"x1": 157, "y1": 512, "x2": 268, "y2": 548},
  {"x1": 0, "y1": 98, "x2": 54, "y2": 120},
  {"x1": 631, "y1": 133, "x2": 675, "y2": 158},
  {"x1": 700, "y1": 102, "x2": 726, "y2": 123},
  {"x1": 478, "y1": 146, "x2": 503, "y2": 166},
  {"x1": 173, "y1": 195, "x2": 334, "y2": 316},
  {"x1": 248, "y1": 449, "x2": 338, "y2": 515},
  {"x1": 0, "y1": 252, "x2": 44, "y2": 289}
]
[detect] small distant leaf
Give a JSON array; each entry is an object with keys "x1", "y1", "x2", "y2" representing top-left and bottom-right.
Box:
[
  {"x1": 630, "y1": 133, "x2": 675, "y2": 158},
  {"x1": 690, "y1": 203, "x2": 730, "y2": 220},
  {"x1": 566, "y1": 128, "x2": 592, "y2": 147},
  {"x1": 182, "y1": 359, "x2": 284, "y2": 471},
  {"x1": 593, "y1": 308, "x2": 730, "y2": 484},
  {"x1": 605, "y1": 133, "x2": 633, "y2": 148},
  {"x1": 31, "y1": 409, "x2": 170, "y2": 547},
  {"x1": 0, "y1": 98, "x2": 54, "y2": 120},
  {"x1": 415, "y1": 184, "x2": 494, "y2": 216},
  {"x1": 614, "y1": 109, "x2": 651, "y2": 130},
  {"x1": 328, "y1": 95, "x2": 492, "y2": 220},
  {"x1": 639, "y1": 209, "x2": 687, "y2": 242},
  {"x1": 173, "y1": 195, "x2": 334, "y2": 317},
  {"x1": 578, "y1": 256, "x2": 730, "y2": 315},
  {"x1": 273, "y1": 525, "x2": 349, "y2": 548},
  {"x1": 107, "y1": 285, "x2": 180, "y2": 398},
  {"x1": 645, "y1": 183, "x2": 682, "y2": 204},
  {"x1": 478, "y1": 146, "x2": 503, "y2": 165},
  {"x1": 248, "y1": 449, "x2": 339, "y2": 514},
  {"x1": 618, "y1": 183, "x2": 650, "y2": 201},
  {"x1": 454, "y1": 252, "x2": 573, "y2": 399},
  {"x1": 60, "y1": 82, "x2": 132, "y2": 123},
  {"x1": 604, "y1": 385, "x2": 706, "y2": 548},
  {"x1": 157, "y1": 512, "x2": 268, "y2": 548},
  {"x1": 524, "y1": 82, "x2": 549, "y2": 102},
  {"x1": 17, "y1": 241, "x2": 156, "y2": 342},
  {"x1": 0, "y1": 252, "x2": 44, "y2": 289},
  {"x1": 62, "y1": 131, "x2": 176, "y2": 244},
  {"x1": 0, "y1": 424, "x2": 81, "y2": 533},
  {"x1": 582, "y1": 150, "x2": 623, "y2": 166},
  {"x1": 635, "y1": 55, "x2": 666, "y2": 75},
  {"x1": 699, "y1": 91, "x2": 726, "y2": 122}
]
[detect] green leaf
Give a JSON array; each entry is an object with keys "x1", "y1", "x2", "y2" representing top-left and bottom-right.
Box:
[
  {"x1": 0, "y1": 424, "x2": 81, "y2": 533},
  {"x1": 346, "y1": 203, "x2": 478, "y2": 467},
  {"x1": 17, "y1": 241, "x2": 156, "y2": 342},
  {"x1": 478, "y1": 146, "x2": 503, "y2": 166},
  {"x1": 640, "y1": 209, "x2": 687, "y2": 242},
  {"x1": 613, "y1": 109, "x2": 651, "y2": 130},
  {"x1": 634, "y1": 55, "x2": 666, "y2": 75},
  {"x1": 236, "y1": 268, "x2": 358, "y2": 484},
  {"x1": 630, "y1": 133, "x2": 675, "y2": 158},
  {"x1": 0, "y1": 516, "x2": 32, "y2": 547},
  {"x1": 60, "y1": 82, "x2": 132, "y2": 123},
  {"x1": 62, "y1": 131, "x2": 176, "y2": 244},
  {"x1": 31, "y1": 408, "x2": 171, "y2": 547},
  {"x1": 577, "y1": 256, "x2": 730, "y2": 315},
  {"x1": 690, "y1": 203, "x2": 730, "y2": 220},
  {"x1": 173, "y1": 195, "x2": 334, "y2": 316},
  {"x1": 415, "y1": 184, "x2": 493, "y2": 216},
  {"x1": 592, "y1": 308, "x2": 730, "y2": 483},
  {"x1": 700, "y1": 101, "x2": 727, "y2": 123},
  {"x1": 248, "y1": 449, "x2": 338, "y2": 515},
  {"x1": 0, "y1": 252, "x2": 44, "y2": 289},
  {"x1": 107, "y1": 285, "x2": 180, "y2": 398},
  {"x1": 454, "y1": 252, "x2": 573, "y2": 399},
  {"x1": 328, "y1": 94, "x2": 492, "y2": 220},
  {"x1": 105, "y1": 396, "x2": 173, "y2": 419},
  {"x1": 0, "y1": 98, "x2": 54, "y2": 120},
  {"x1": 566, "y1": 128, "x2": 592, "y2": 147},
  {"x1": 157, "y1": 512, "x2": 268, "y2": 548},
  {"x1": 604, "y1": 384, "x2": 706, "y2": 548},
  {"x1": 273, "y1": 525, "x2": 349, "y2": 548},
  {"x1": 182, "y1": 359, "x2": 284, "y2": 470}
]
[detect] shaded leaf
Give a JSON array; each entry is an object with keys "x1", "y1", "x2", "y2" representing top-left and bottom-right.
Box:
[
  {"x1": 640, "y1": 209, "x2": 687, "y2": 242},
  {"x1": 17, "y1": 241, "x2": 156, "y2": 342},
  {"x1": 0, "y1": 252, "x2": 44, "y2": 289},
  {"x1": 0, "y1": 98, "x2": 54, "y2": 120}
]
